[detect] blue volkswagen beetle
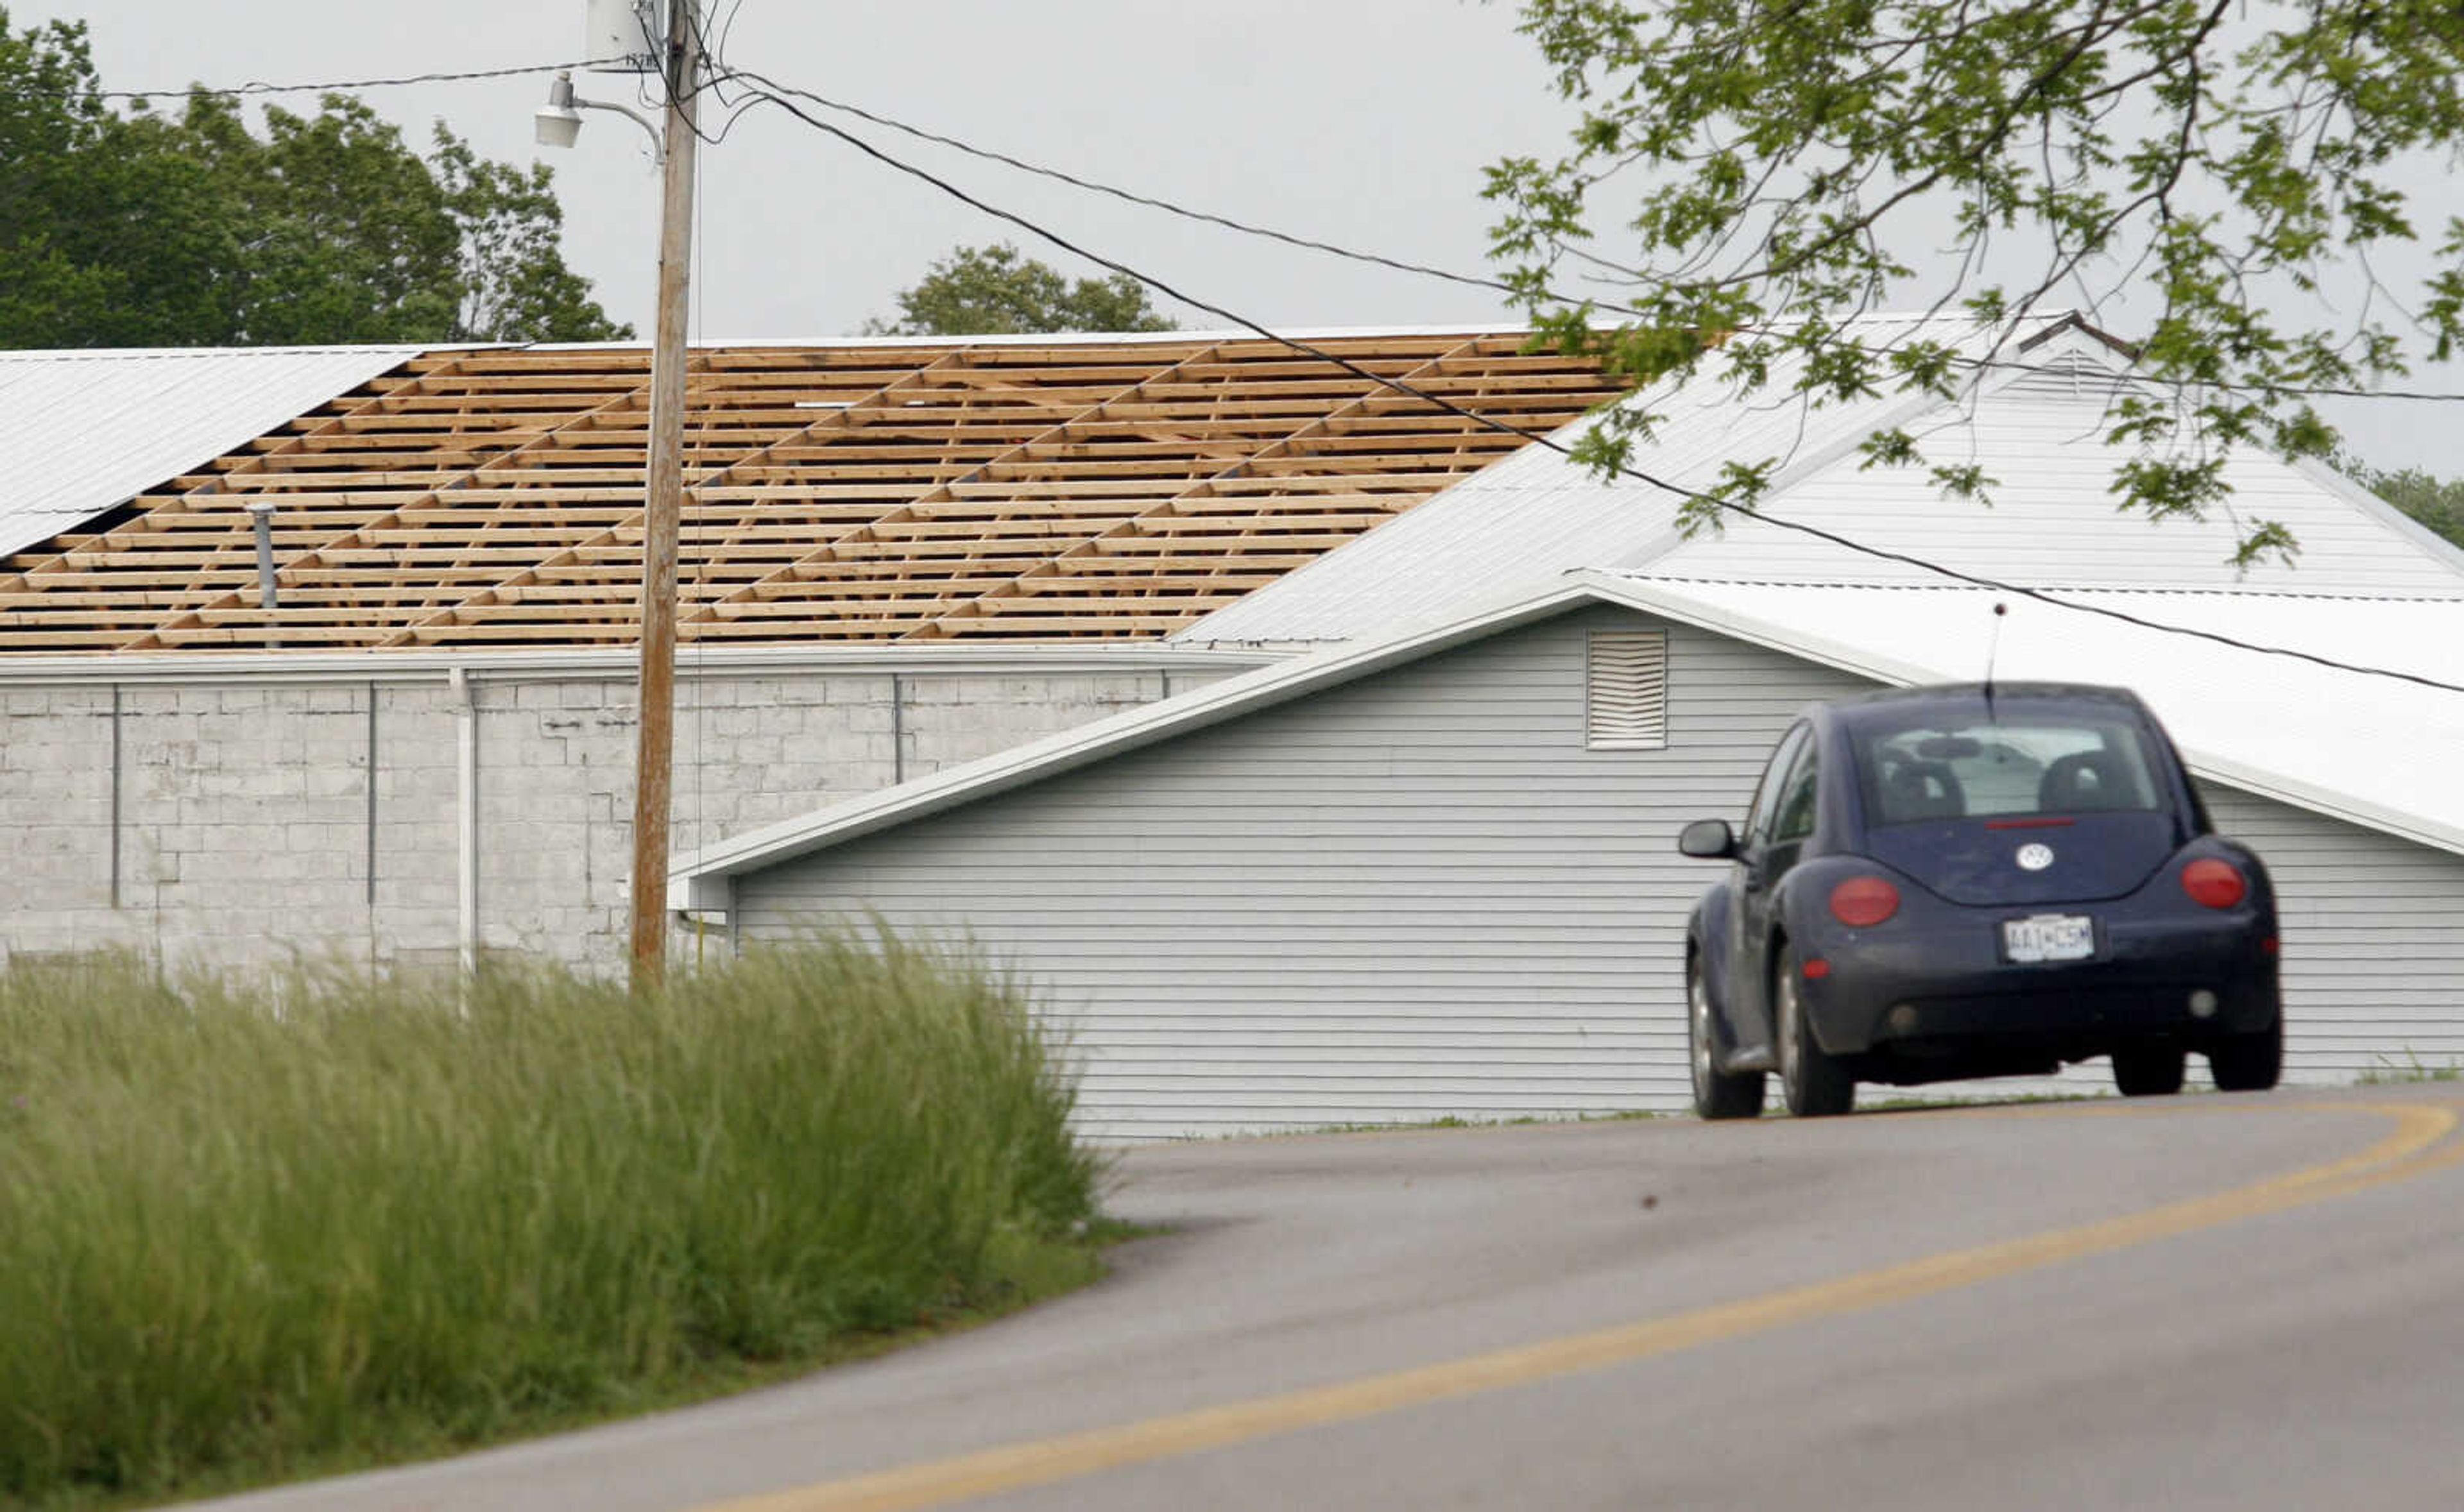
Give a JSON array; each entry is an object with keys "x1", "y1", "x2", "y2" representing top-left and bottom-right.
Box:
[{"x1": 1677, "y1": 683, "x2": 2281, "y2": 1117}]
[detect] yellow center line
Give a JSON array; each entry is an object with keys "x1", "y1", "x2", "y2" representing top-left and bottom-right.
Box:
[{"x1": 701, "y1": 1099, "x2": 2461, "y2": 1512}]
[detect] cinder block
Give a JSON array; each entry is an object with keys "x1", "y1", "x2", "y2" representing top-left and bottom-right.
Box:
[
  {"x1": 304, "y1": 766, "x2": 368, "y2": 800},
  {"x1": 825, "y1": 675, "x2": 893, "y2": 706}
]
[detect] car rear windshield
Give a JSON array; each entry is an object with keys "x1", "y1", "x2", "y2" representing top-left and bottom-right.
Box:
[{"x1": 1852, "y1": 715, "x2": 2163, "y2": 826}]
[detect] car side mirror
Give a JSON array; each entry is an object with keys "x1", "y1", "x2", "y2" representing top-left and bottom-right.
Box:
[{"x1": 1677, "y1": 819, "x2": 1739, "y2": 860}]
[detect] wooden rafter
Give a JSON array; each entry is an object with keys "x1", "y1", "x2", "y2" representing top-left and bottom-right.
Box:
[{"x1": 0, "y1": 335, "x2": 1623, "y2": 652}]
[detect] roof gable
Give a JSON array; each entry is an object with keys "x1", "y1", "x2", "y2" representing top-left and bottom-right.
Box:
[{"x1": 1643, "y1": 337, "x2": 2464, "y2": 593}]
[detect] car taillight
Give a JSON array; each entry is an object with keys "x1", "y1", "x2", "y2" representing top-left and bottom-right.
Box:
[
  {"x1": 1829, "y1": 876, "x2": 1901, "y2": 928},
  {"x1": 2180, "y1": 858, "x2": 2248, "y2": 909}
]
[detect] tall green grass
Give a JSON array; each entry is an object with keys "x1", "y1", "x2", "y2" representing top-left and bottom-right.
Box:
[{"x1": 0, "y1": 935, "x2": 1100, "y2": 1505}]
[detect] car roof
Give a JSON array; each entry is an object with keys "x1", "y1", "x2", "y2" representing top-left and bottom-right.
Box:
[{"x1": 1824, "y1": 682, "x2": 2153, "y2": 729}]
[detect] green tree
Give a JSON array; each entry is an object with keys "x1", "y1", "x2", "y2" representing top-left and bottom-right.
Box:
[
  {"x1": 2346, "y1": 460, "x2": 2464, "y2": 548},
  {"x1": 865, "y1": 243, "x2": 1176, "y2": 336},
  {"x1": 1486, "y1": 0, "x2": 2464, "y2": 565},
  {"x1": 0, "y1": 7, "x2": 626, "y2": 347}
]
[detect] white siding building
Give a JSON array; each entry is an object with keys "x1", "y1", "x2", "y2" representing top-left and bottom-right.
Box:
[
  {"x1": 683, "y1": 577, "x2": 2464, "y2": 1138},
  {"x1": 676, "y1": 316, "x2": 2464, "y2": 1136}
]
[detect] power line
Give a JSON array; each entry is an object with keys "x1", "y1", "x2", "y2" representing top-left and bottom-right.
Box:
[
  {"x1": 725, "y1": 69, "x2": 2464, "y2": 407},
  {"x1": 726, "y1": 83, "x2": 2464, "y2": 699},
  {"x1": 725, "y1": 69, "x2": 1512, "y2": 302},
  {"x1": 0, "y1": 57, "x2": 607, "y2": 103}
]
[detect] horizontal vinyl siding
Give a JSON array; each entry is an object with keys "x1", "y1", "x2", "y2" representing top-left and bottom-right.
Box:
[
  {"x1": 2203, "y1": 783, "x2": 2464, "y2": 1076},
  {"x1": 741, "y1": 604, "x2": 1869, "y2": 1137}
]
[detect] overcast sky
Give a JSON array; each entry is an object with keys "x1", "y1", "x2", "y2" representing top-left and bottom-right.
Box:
[{"x1": 19, "y1": 0, "x2": 2462, "y2": 475}]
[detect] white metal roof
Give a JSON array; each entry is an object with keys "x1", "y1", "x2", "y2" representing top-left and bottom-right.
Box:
[
  {"x1": 0, "y1": 345, "x2": 418, "y2": 561},
  {"x1": 1596, "y1": 575, "x2": 2464, "y2": 857},
  {"x1": 678, "y1": 569, "x2": 2464, "y2": 902},
  {"x1": 1178, "y1": 319, "x2": 2464, "y2": 646}
]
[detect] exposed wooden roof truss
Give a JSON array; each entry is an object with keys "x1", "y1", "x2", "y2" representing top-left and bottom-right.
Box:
[{"x1": 0, "y1": 333, "x2": 1620, "y2": 652}]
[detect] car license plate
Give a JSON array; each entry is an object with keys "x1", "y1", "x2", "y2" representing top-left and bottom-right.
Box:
[{"x1": 2003, "y1": 913, "x2": 2096, "y2": 964}]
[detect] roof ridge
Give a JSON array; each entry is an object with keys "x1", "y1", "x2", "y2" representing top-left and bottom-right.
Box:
[{"x1": 1617, "y1": 572, "x2": 2464, "y2": 604}]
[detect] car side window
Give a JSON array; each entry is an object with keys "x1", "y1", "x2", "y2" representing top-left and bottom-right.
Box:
[
  {"x1": 1771, "y1": 740, "x2": 1820, "y2": 845},
  {"x1": 1744, "y1": 724, "x2": 1811, "y2": 843}
]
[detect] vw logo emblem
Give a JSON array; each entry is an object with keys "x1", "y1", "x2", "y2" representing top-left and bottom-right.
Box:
[{"x1": 2016, "y1": 843, "x2": 2056, "y2": 872}]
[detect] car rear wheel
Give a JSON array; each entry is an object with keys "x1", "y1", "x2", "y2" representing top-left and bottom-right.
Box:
[
  {"x1": 2209, "y1": 1017, "x2": 2282, "y2": 1092},
  {"x1": 2111, "y1": 1044, "x2": 2186, "y2": 1097},
  {"x1": 1775, "y1": 944, "x2": 1855, "y2": 1117},
  {"x1": 1689, "y1": 953, "x2": 1766, "y2": 1120}
]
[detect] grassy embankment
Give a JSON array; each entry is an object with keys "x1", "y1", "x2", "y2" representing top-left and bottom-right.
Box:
[{"x1": 0, "y1": 936, "x2": 1104, "y2": 1508}]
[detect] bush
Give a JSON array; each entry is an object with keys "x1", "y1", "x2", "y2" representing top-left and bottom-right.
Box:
[{"x1": 0, "y1": 935, "x2": 1099, "y2": 1504}]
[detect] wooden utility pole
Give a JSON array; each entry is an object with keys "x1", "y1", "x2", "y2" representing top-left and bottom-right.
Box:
[{"x1": 629, "y1": 0, "x2": 700, "y2": 983}]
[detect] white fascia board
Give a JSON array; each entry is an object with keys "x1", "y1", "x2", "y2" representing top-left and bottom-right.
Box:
[
  {"x1": 2161, "y1": 748, "x2": 2464, "y2": 859},
  {"x1": 1571, "y1": 571, "x2": 1943, "y2": 686},
  {"x1": 0, "y1": 642, "x2": 1276, "y2": 689},
  {"x1": 670, "y1": 581, "x2": 1613, "y2": 892}
]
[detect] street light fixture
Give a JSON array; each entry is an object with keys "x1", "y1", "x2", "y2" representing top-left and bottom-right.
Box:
[
  {"x1": 533, "y1": 74, "x2": 584, "y2": 149},
  {"x1": 533, "y1": 70, "x2": 663, "y2": 156}
]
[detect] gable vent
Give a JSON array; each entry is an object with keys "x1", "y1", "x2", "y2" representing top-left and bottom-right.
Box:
[
  {"x1": 1587, "y1": 629, "x2": 1668, "y2": 749},
  {"x1": 1999, "y1": 349, "x2": 2134, "y2": 405}
]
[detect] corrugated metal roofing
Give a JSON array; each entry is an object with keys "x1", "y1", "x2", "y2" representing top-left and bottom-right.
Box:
[
  {"x1": 0, "y1": 346, "x2": 418, "y2": 561},
  {"x1": 1177, "y1": 319, "x2": 2464, "y2": 645},
  {"x1": 680, "y1": 568, "x2": 2464, "y2": 897}
]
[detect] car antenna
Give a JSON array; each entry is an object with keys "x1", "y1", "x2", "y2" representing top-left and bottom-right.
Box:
[{"x1": 1983, "y1": 601, "x2": 2008, "y2": 718}]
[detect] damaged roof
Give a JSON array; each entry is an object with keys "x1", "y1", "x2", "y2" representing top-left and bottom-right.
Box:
[{"x1": 0, "y1": 329, "x2": 1620, "y2": 654}]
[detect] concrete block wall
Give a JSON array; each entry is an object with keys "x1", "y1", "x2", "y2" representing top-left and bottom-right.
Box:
[{"x1": 0, "y1": 659, "x2": 1242, "y2": 976}]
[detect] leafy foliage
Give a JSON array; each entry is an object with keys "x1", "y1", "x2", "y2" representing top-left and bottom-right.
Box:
[
  {"x1": 866, "y1": 242, "x2": 1176, "y2": 336},
  {"x1": 0, "y1": 8, "x2": 626, "y2": 347},
  {"x1": 2343, "y1": 457, "x2": 2464, "y2": 547},
  {"x1": 1485, "y1": 0, "x2": 2464, "y2": 563}
]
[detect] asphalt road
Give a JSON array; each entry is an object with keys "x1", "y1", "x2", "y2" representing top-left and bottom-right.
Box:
[{"x1": 193, "y1": 1086, "x2": 2464, "y2": 1512}]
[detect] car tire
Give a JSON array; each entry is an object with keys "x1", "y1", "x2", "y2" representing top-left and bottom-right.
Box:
[
  {"x1": 2111, "y1": 1044, "x2": 2186, "y2": 1097},
  {"x1": 1775, "y1": 943, "x2": 1855, "y2": 1117},
  {"x1": 1689, "y1": 952, "x2": 1766, "y2": 1120},
  {"x1": 2209, "y1": 1017, "x2": 2282, "y2": 1092}
]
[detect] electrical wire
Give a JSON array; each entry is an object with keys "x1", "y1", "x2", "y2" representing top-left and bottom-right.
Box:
[
  {"x1": 724, "y1": 85, "x2": 2464, "y2": 697},
  {"x1": 1, "y1": 57, "x2": 608, "y2": 103},
  {"x1": 724, "y1": 68, "x2": 1512, "y2": 303},
  {"x1": 723, "y1": 68, "x2": 2464, "y2": 407}
]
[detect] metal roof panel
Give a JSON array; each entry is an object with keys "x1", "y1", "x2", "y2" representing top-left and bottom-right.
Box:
[
  {"x1": 0, "y1": 345, "x2": 417, "y2": 559},
  {"x1": 1177, "y1": 318, "x2": 2464, "y2": 645}
]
